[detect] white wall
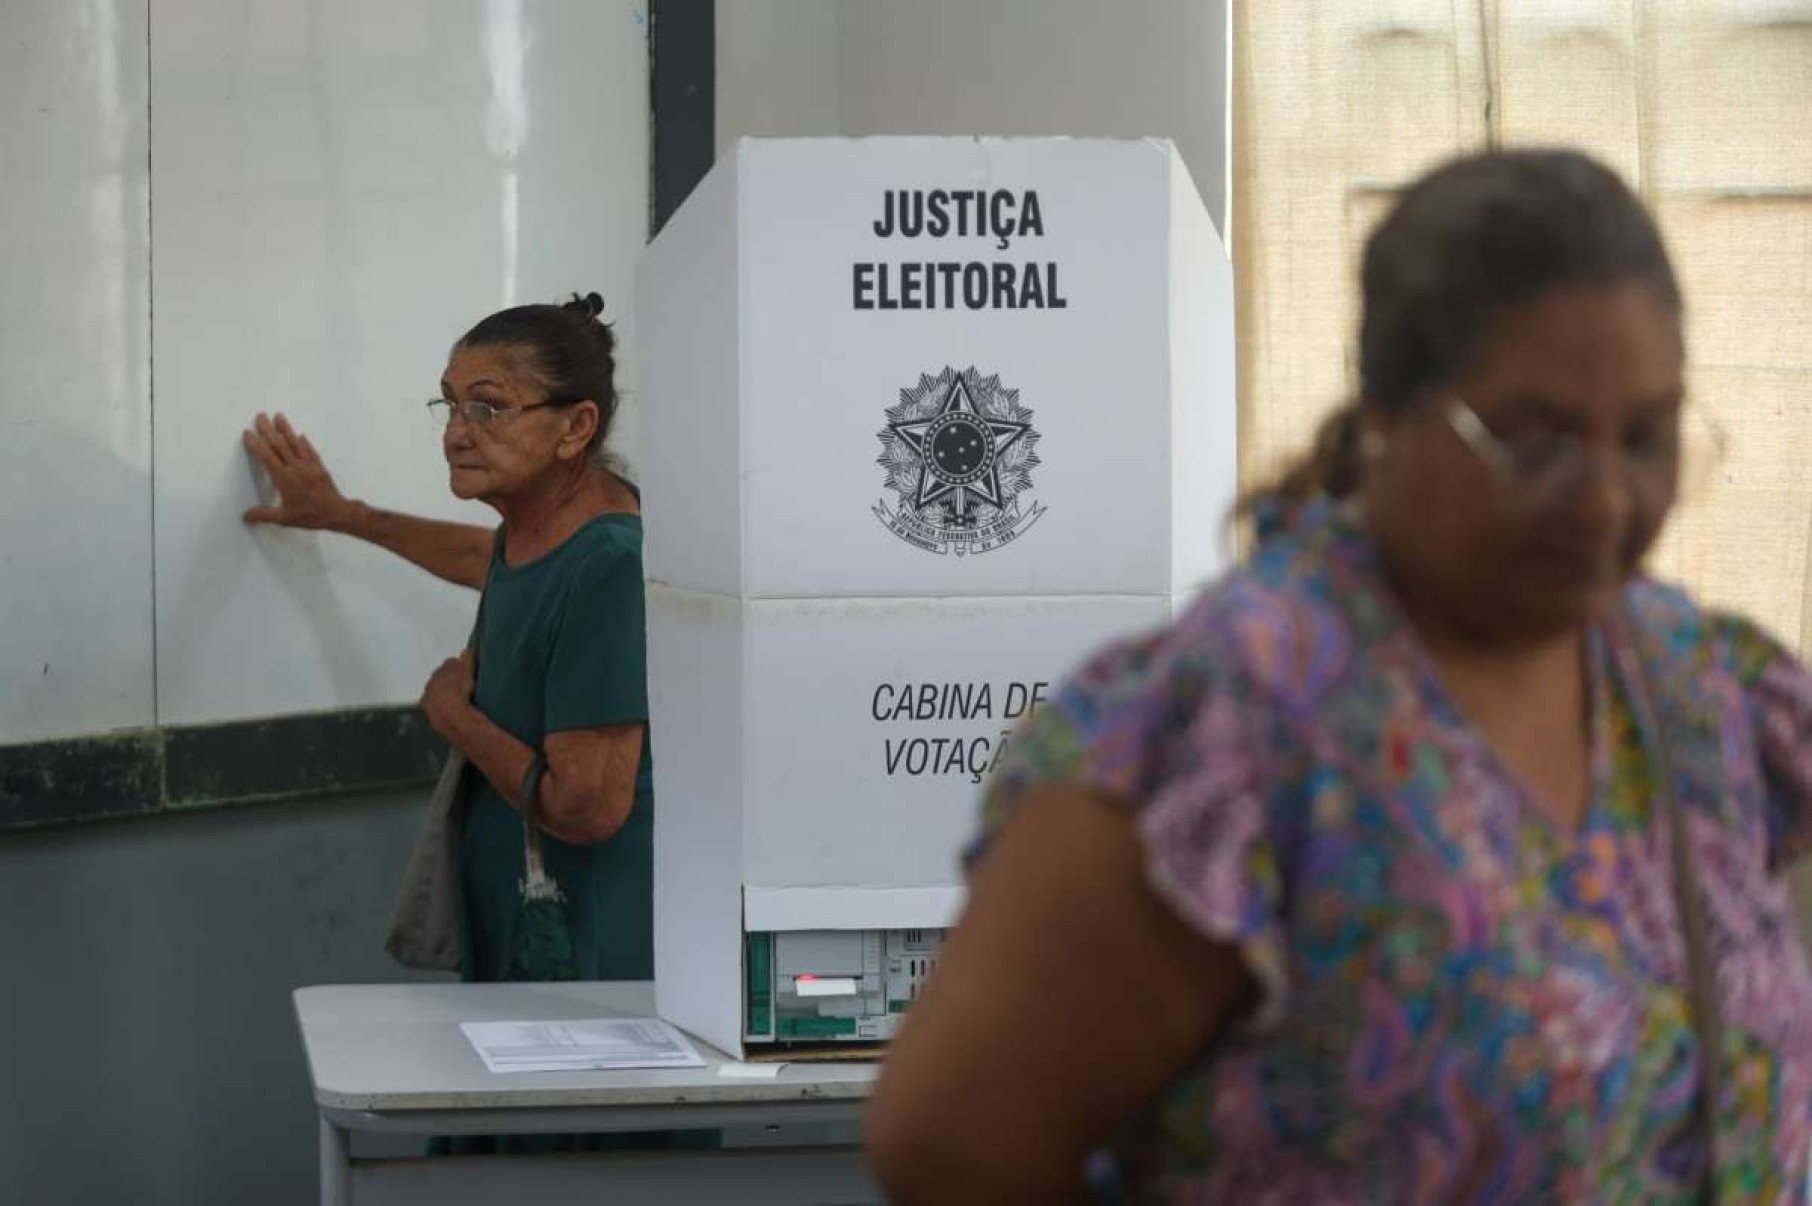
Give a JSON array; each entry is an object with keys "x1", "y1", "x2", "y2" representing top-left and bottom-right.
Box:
[
  {"x1": 0, "y1": 0, "x2": 154, "y2": 743},
  {"x1": 714, "y1": 0, "x2": 1231, "y2": 235},
  {"x1": 1, "y1": 1, "x2": 650, "y2": 741}
]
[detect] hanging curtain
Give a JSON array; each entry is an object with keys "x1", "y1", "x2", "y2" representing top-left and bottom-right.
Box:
[{"x1": 1233, "y1": 0, "x2": 1812, "y2": 647}]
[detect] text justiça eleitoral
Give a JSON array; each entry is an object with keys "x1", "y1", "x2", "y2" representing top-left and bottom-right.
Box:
[{"x1": 853, "y1": 189, "x2": 1068, "y2": 312}]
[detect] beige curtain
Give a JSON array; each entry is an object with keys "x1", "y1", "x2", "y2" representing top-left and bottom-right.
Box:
[{"x1": 1233, "y1": 0, "x2": 1812, "y2": 650}]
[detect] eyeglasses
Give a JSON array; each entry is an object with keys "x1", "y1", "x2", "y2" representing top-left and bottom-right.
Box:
[
  {"x1": 427, "y1": 397, "x2": 575, "y2": 429},
  {"x1": 1441, "y1": 394, "x2": 1719, "y2": 509}
]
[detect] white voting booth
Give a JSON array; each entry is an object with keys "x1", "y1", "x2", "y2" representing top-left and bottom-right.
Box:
[{"x1": 638, "y1": 137, "x2": 1235, "y2": 1058}]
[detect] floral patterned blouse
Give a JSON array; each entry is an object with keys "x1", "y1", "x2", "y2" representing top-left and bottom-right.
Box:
[{"x1": 978, "y1": 500, "x2": 1812, "y2": 1203}]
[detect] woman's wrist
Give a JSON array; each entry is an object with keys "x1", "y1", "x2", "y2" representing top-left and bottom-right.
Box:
[
  {"x1": 329, "y1": 497, "x2": 369, "y2": 536},
  {"x1": 434, "y1": 696, "x2": 484, "y2": 749}
]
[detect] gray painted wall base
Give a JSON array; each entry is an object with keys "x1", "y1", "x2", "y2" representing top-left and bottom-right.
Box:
[{"x1": 0, "y1": 788, "x2": 440, "y2": 1206}]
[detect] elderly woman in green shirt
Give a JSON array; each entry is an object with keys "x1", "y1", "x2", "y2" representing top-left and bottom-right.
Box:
[{"x1": 242, "y1": 292, "x2": 652, "y2": 985}]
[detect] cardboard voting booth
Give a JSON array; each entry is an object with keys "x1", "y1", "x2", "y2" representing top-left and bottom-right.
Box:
[{"x1": 638, "y1": 137, "x2": 1235, "y2": 1057}]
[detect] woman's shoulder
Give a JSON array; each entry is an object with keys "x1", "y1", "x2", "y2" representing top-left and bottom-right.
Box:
[
  {"x1": 1214, "y1": 582, "x2": 1352, "y2": 704},
  {"x1": 565, "y1": 511, "x2": 643, "y2": 572},
  {"x1": 1168, "y1": 509, "x2": 1369, "y2": 704},
  {"x1": 1623, "y1": 577, "x2": 1798, "y2": 687},
  {"x1": 516, "y1": 512, "x2": 645, "y2": 613},
  {"x1": 1628, "y1": 579, "x2": 1812, "y2": 867},
  {"x1": 1055, "y1": 552, "x2": 1356, "y2": 746}
]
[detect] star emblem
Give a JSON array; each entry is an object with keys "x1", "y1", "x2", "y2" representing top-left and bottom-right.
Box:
[{"x1": 886, "y1": 376, "x2": 1030, "y2": 512}]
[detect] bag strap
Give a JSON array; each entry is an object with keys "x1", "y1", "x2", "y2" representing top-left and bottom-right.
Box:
[
  {"x1": 517, "y1": 754, "x2": 562, "y2": 902},
  {"x1": 1618, "y1": 608, "x2": 1722, "y2": 1200}
]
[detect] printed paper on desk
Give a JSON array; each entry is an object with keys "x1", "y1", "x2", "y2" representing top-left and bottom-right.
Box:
[{"x1": 460, "y1": 1018, "x2": 708, "y2": 1074}]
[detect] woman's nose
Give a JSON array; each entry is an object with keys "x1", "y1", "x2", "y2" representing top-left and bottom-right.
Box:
[{"x1": 1569, "y1": 443, "x2": 1635, "y2": 537}]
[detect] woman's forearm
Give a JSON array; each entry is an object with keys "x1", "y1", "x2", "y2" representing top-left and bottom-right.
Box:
[
  {"x1": 442, "y1": 702, "x2": 538, "y2": 815},
  {"x1": 439, "y1": 703, "x2": 631, "y2": 845},
  {"x1": 335, "y1": 501, "x2": 492, "y2": 589}
]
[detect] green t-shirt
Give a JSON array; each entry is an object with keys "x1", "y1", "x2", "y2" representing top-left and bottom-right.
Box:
[{"x1": 458, "y1": 512, "x2": 653, "y2": 983}]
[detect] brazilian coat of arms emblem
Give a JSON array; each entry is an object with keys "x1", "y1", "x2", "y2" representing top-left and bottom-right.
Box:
[{"x1": 874, "y1": 366, "x2": 1045, "y2": 557}]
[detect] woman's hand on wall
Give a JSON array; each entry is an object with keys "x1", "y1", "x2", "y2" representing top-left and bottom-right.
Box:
[
  {"x1": 242, "y1": 412, "x2": 355, "y2": 531},
  {"x1": 242, "y1": 412, "x2": 493, "y2": 587}
]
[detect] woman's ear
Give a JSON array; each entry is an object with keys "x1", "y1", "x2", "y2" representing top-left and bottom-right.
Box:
[{"x1": 558, "y1": 400, "x2": 601, "y2": 461}]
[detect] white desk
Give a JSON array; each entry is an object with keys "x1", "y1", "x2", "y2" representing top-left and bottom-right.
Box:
[{"x1": 294, "y1": 981, "x2": 880, "y2": 1206}]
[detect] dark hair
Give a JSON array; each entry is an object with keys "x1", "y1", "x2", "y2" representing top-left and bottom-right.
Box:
[
  {"x1": 457, "y1": 292, "x2": 620, "y2": 462},
  {"x1": 1254, "y1": 148, "x2": 1682, "y2": 513}
]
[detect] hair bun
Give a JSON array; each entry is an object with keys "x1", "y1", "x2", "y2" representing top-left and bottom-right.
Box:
[
  {"x1": 560, "y1": 291, "x2": 616, "y2": 356},
  {"x1": 564, "y1": 291, "x2": 607, "y2": 320}
]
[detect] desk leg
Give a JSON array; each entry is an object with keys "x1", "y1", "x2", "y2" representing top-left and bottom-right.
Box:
[{"x1": 319, "y1": 1115, "x2": 352, "y2": 1206}]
